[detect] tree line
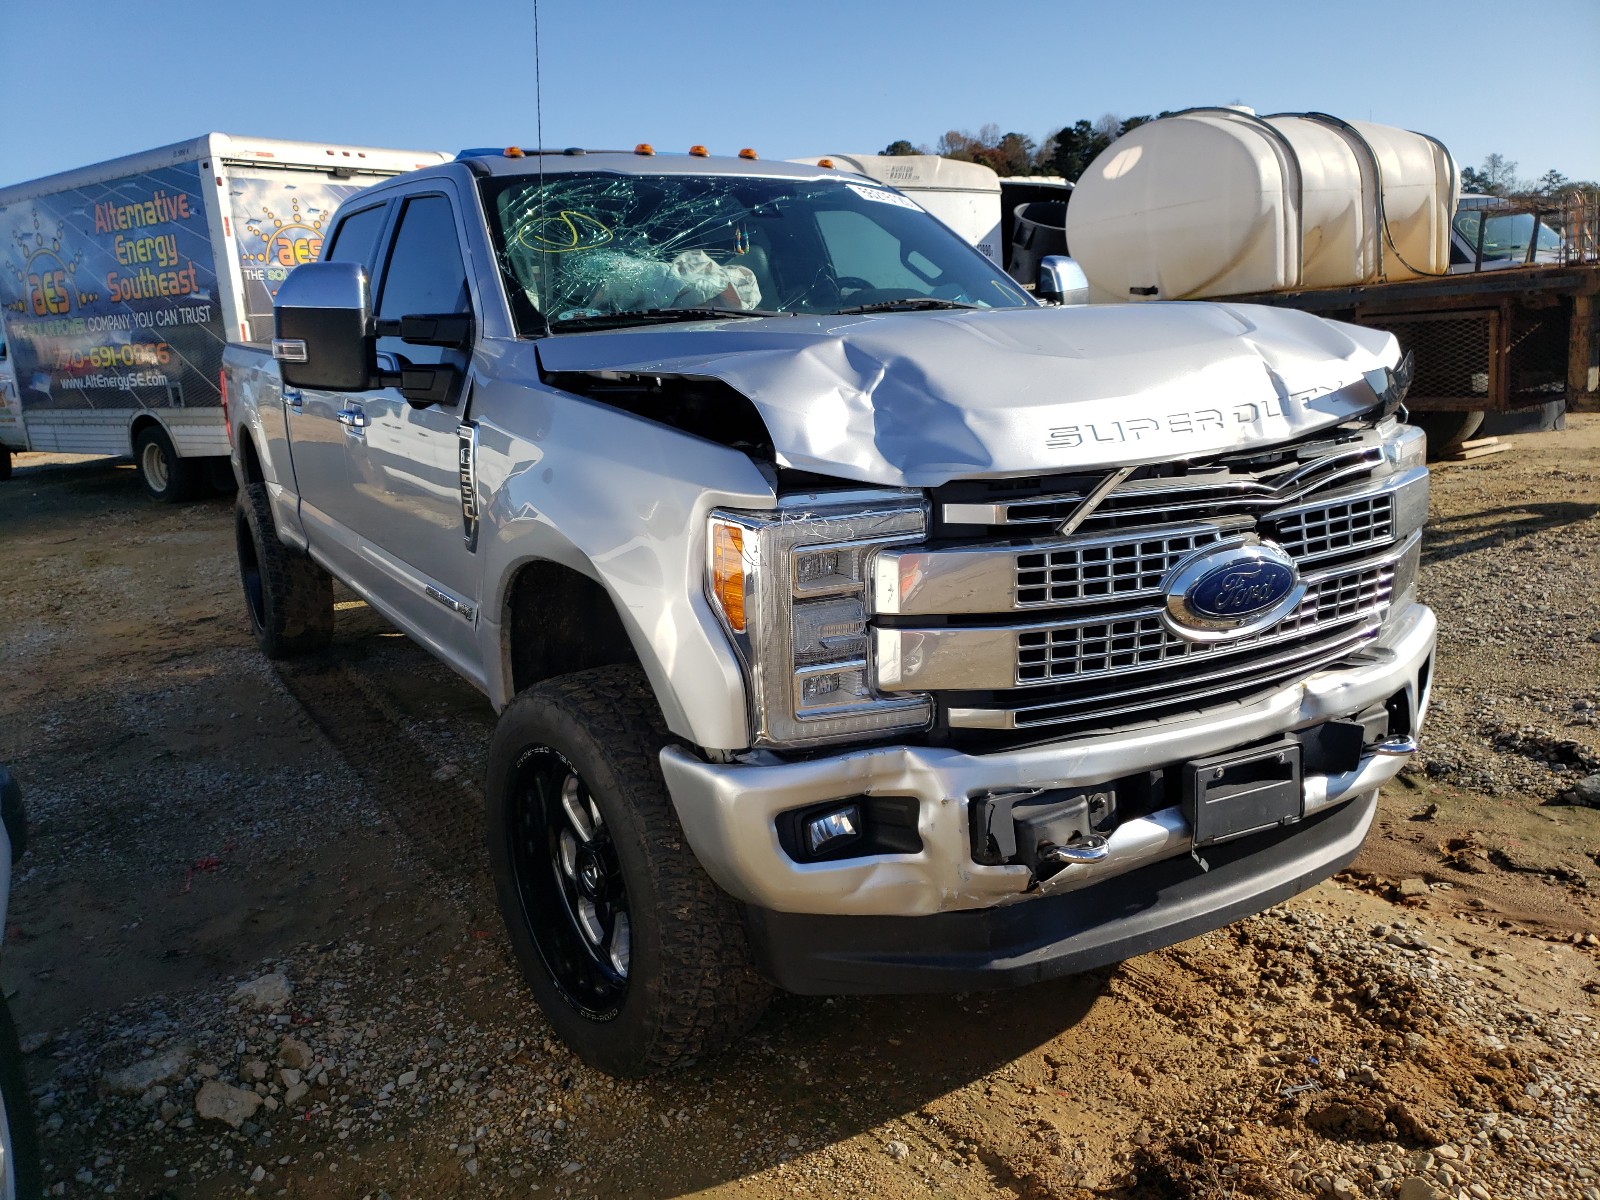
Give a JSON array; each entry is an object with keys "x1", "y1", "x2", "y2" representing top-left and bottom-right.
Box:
[{"x1": 880, "y1": 117, "x2": 1596, "y2": 202}]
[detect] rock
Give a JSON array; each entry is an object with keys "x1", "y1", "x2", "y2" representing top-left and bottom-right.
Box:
[
  {"x1": 278, "y1": 1037, "x2": 314, "y2": 1071},
  {"x1": 397, "y1": 1069, "x2": 418, "y2": 1088},
  {"x1": 279, "y1": 1068, "x2": 301, "y2": 1088},
  {"x1": 885, "y1": 1139, "x2": 910, "y2": 1162},
  {"x1": 242, "y1": 1059, "x2": 268, "y2": 1082},
  {"x1": 250, "y1": 1166, "x2": 266, "y2": 1183},
  {"x1": 195, "y1": 1080, "x2": 264, "y2": 1129},
  {"x1": 233, "y1": 972, "x2": 292, "y2": 1011},
  {"x1": 283, "y1": 1081, "x2": 309, "y2": 1107},
  {"x1": 1571, "y1": 773, "x2": 1600, "y2": 807},
  {"x1": 1396, "y1": 1179, "x2": 1444, "y2": 1200},
  {"x1": 101, "y1": 1044, "x2": 194, "y2": 1096},
  {"x1": 1433, "y1": 1144, "x2": 1459, "y2": 1160},
  {"x1": 464, "y1": 1158, "x2": 479, "y2": 1177},
  {"x1": 1398, "y1": 877, "x2": 1430, "y2": 899},
  {"x1": 18, "y1": 1031, "x2": 51, "y2": 1056},
  {"x1": 1326, "y1": 1177, "x2": 1360, "y2": 1200}
]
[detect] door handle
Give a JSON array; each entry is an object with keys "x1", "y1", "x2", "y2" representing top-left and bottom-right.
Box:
[
  {"x1": 337, "y1": 406, "x2": 369, "y2": 432},
  {"x1": 283, "y1": 387, "x2": 303, "y2": 410}
]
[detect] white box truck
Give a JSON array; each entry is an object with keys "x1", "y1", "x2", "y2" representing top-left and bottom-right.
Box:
[{"x1": 0, "y1": 134, "x2": 447, "y2": 495}]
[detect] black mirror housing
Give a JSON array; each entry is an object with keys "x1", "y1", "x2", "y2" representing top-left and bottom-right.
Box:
[{"x1": 272, "y1": 261, "x2": 374, "y2": 391}]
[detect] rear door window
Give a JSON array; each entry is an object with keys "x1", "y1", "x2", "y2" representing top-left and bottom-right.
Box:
[{"x1": 323, "y1": 204, "x2": 389, "y2": 272}]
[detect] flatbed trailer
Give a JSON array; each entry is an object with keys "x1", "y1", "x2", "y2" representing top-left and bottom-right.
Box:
[{"x1": 1215, "y1": 262, "x2": 1600, "y2": 448}]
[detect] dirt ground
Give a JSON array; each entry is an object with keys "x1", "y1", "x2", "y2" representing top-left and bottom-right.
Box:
[{"x1": 1, "y1": 418, "x2": 1597, "y2": 1200}]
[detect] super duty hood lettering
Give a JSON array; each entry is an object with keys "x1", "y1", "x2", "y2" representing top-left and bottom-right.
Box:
[{"x1": 534, "y1": 302, "x2": 1396, "y2": 487}]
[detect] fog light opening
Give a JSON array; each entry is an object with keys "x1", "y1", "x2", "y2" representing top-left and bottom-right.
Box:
[{"x1": 805, "y1": 804, "x2": 862, "y2": 856}]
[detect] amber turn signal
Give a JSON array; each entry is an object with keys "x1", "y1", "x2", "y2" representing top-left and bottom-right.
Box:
[{"x1": 711, "y1": 523, "x2": 747, "y2": 633}]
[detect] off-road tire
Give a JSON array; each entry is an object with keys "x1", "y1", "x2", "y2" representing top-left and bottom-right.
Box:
[
  {"x1": 1412, "y1": 409, "x2": 1485, "y2": 458},
  {"x1": 0, "y1": 992, "x2": 43, "y2": 1200},
  {"x1": 133, "y1": 423, "x2": 200, "y2": 503},
  {"x1": 235, "y1": 482, "x2": 334, "y2": 659},
  {"x1": 486, "y1": 665, "x2": 771, "y2": 1076}
]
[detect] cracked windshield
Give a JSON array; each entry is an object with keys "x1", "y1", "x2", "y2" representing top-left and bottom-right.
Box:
[{"x1": 483, "y1": 171, "x2": 1032, "y2": 330}]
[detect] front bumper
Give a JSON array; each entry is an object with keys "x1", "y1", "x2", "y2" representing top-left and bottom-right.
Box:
[
  {"x1": 659, "y1": 601, "x2": 1435, "y2": 919},
  {"x1": 746, "y1": 784, "x2": 1377, "y2": 993}
]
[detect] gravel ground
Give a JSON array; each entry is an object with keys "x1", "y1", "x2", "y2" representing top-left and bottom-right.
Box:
[{"x1": 2, "y1": 418, "x2": 1597, "y2": 1200}]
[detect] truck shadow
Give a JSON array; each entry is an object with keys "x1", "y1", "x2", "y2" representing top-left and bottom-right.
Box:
[
  {"x1": 1420, "y1": 500, "x2": 1597, "y2": 566},
  {"x1": 273, "y1": 614, "x2": 1114, "y2": 1197}
]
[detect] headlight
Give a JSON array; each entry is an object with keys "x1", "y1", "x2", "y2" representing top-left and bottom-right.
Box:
[
  {"x1": 1383, "y1": 422, "x2": 1427, "y2": 472},
  {"x1": 708, "y1": 491, "x2": 932, "y2": 749}
]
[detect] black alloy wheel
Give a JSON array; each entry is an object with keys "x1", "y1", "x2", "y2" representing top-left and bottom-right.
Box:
[{"x1": 507, "y1": 747, "x2": 631, "y2": 1016}]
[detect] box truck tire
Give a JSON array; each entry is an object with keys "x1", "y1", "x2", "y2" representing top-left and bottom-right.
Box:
[
  {"x1": 234, "y1": 483, "x2": 334, "y2": 659},
  {"x1": 485, "y1": 666, "x2": 771, "y2": 1077},
  {"x1": 134, "y1": 424, "x2": 200, "y2": 503}
]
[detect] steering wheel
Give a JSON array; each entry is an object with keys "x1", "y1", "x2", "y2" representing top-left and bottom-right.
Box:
[{"x1": 833, "y1": 276, "x2": 874, "y2": 295}]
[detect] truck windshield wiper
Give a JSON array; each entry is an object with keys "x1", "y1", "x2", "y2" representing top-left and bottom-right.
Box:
[
  {"x1": 835, "y1": 297, "x2": 982, "y2": 315},
  {"x1": 550, "y1": 307, "x2": 793, "y2": 331}
]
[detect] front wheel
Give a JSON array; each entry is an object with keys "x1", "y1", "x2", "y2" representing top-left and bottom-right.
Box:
[{"x1": 486, "y1": 665, "x2": 771, "y2": 1076}]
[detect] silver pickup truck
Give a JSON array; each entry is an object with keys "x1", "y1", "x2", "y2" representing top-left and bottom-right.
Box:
[{"x1": 224, "y1": 147, "x2": 1435, "y2": 1076}]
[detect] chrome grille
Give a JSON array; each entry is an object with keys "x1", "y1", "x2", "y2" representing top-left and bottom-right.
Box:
[
  {"x1": 1015, "y1": 526, "x2": 1228, "y2": 608},
  {"x1": 883, "y1": 422, "x2": 1426, "y2": 739},
  {"x1": 944, "y1": 440, "x2": 1385, "y2": 531},
  {"x1": 1272, "y1": 494, "x2": 1394, "y2": 563},
  {"x1": 1016, "y1": 563, "x2": 1394, "y2": 685}
]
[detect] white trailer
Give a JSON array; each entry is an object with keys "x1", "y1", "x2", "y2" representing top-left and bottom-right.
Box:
[{"x1": 0, "y1": 133, "x2": 447, "y2": 496}]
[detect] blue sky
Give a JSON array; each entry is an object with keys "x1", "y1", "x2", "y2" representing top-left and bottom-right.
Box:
[{"x1": 3, "y1": 0, "x2": 1596, "y2": 188}]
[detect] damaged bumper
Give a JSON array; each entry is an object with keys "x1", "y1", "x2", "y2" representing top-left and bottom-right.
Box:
[{"x1": 659, "y1": 602, "x2": 1435, "y2": 929}]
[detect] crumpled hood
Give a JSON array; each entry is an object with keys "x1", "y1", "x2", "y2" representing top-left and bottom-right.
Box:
[{"x1": 535, "y1": 302, "x2": 1397, "y2": 487}]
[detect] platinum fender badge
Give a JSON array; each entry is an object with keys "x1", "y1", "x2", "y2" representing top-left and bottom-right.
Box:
[{"x1": 1161, "y1": 538, "x2": 1305, "y2": 643}]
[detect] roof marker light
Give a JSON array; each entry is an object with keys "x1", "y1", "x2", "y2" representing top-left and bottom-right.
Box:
[
  {"x1": 739, "y1": 147, "x2": 759, "y2": 160},
  {"x1": 635, "y1": 143, "x2": 655, "y2": 156},
  {"x1": 817, "y1": 158, "x2": 835, "y2": 169},
  {"x1": 504, "y1": 146, "x2": 526, "y2": 158},
  {"x1": 688, "y1": 145, "x2": 710, "y2": 157}
]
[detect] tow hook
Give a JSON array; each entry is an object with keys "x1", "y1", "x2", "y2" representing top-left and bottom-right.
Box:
[
  {"x1": 1371, "y1": 735, "x2": 1419, "y2": 756},
  {"x1": 1038, "y1": 834, "x2": 1110, "y2": 870}
]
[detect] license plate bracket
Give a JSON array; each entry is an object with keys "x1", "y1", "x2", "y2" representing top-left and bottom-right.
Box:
[{"x1": 1182, "y1": 737, "x2": 1303, "y2": 848}]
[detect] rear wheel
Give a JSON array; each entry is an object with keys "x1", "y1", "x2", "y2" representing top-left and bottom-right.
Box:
[
  {"x1": 486, "y1": 665, "x2": 770, "y2": 1076},
  {"x1": 1411, "y1": 409, "x2": 1484, "y2": 458},
  {"x1": 133, "y1": 424, "x2": 200, "y2": 503},
  {"x1": 235, "y1": 482, "x2": 334, "y2": 659}
]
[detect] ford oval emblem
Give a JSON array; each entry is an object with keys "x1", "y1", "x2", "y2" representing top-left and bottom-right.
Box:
[{"x1": 1162, "y1": 539, "x2": 1305, "y2": 643}]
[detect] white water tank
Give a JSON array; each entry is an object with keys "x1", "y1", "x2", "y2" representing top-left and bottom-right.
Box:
[
  {"x1": 788, "y1": 154, "x2": 1004, "y2": 262},
  {"x1": 1064, "y1": 109, "x2": 1458, "y2": 303}
]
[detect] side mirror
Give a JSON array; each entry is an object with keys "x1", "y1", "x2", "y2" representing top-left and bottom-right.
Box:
[
  {"x1": 1036, "y1": 255, "x2": 1090, "y2": 306},
  {"x1": 272, "y1": 261, "x2": 373, "y2": 391}
]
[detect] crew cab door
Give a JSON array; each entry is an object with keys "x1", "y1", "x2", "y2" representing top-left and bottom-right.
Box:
[
  {"x1": 284, "y1": 200, "x2": 391, "y2": 578},
  {"x1": 339, "y1": 190, "x2": 482, "y2": 672}
]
